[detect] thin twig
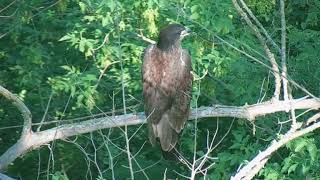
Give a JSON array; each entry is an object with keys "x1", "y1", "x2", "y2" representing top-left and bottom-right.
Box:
[
  {"x1": 135, "y1": 33, "x2": 156, "y2": 44},
  {"x1": 115, "y1": 1, "x2": 134, "y2": 178},
  {"x1": 0, "y1": 8, "x2": 18, "y2": 18},
  {"x1": 37, "y1": 92, "x2": 53, "y2": 132},
  {"x1": 280, "y1": 0, "x2": 288, "y2": 102},
  {"x1": 0, "y1": 0, "x2": 16, "y2": 14},
  {"x1": 95, "y1": 60, "x2": 119, "y2": 88},
  {"x1": 92, "y1": 34, "x2": 109, "y2": 51}
]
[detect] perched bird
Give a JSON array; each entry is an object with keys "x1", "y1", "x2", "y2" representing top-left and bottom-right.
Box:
[{"x1": 142, "y1": 24, "x2": 192, "y2": 153}]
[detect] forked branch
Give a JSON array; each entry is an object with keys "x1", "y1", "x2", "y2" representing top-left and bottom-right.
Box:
[
  {"x1": 0, "y1": 89, "x2": 319, "y2": 171},
  {"x1": 0, "y1": 85, "x2": 32, "y2": 137},
  {"x1": 231, "y1": 113, "x2": 320, "y2": 180}
]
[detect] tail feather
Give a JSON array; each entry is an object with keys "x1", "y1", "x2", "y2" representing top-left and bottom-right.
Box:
[
  {"x1": 148, "y1": 112, "x2": 183, "y2": 161},
  {"x1": 157, "y1": 114, "x2": 173, "y2": 151},
  {"x1": 148, "y1": 113, "x2": 180, "y2": 152}
]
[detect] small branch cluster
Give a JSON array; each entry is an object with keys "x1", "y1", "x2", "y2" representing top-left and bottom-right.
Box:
[{"x1": 231, "y1": 113, "x2": 320, "y2": 180}]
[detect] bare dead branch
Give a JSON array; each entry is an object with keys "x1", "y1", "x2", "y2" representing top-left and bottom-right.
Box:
[
  {"x1": 0, "y1": 8, "x2": 18, "y2": 18},
  {"x1": 306, "y1": 113, "x2": 320, "y2": 125},
  {"x1": 191, "y1": 98, "x2": 320, "y2": 121},
  {"x1": 231, "y1": 113, "x2": 320, "y2": 180},
  {"x1": 189, "y1": 119, "x2": 234, "y2": 179},
  {"x1": 37, "y1": 92, "x2": 53, "y2": 132},
  {"x1": 115, "y1": 4, "x2": 135, "y2": 178},
  {"x1": 232, "y1": 0, "x2": 281, "y2": 100},
  {"x1": 135, "y1": 33, "x2": 156, "y2": 44},
  {"x1": 0, "y1": 0, "x2": 16, "y2": 14},
  {"x1": 0, "y1": 85, "x2": 32, "y2": 137},
  {"x1": 280, "y1": 0, "x2": 288, "y2": 101},
  {"x1": 0, "y1": 96, "x2": 319, "y2": 171},
  {"x1": 279, "y1": 0, "x2": 298, "y2": 129},
  {"x1": 95, "y1": 60, "x2": 120, "y2": 88},
  {"x1": 0, "y1": 32, "x2": 9, "y2": 39},
  {"x1": 239, "y1": 0, "x2": 280, "y2": 53},
  {"x1": 0, "y1": 173, "x2": 16, "y2": 180}
]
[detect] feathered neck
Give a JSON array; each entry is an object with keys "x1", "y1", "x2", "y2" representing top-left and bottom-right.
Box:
[{"x1": 157, "y1": 40, "x2": 181, "y2": 52}]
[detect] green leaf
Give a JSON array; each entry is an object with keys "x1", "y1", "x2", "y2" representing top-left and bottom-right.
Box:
[
  {"x1": 82, "y1": 74, "x2": 97, "y2": 81},
  {"x1": 294, "y1": 139, "x2": 307, "y2": 152},
  {"x1": 287, "y1": 163, "x2": 298, "y2": 174},
  {"x1": 59, "y1": 34, "x2": 71, "y2": 41},
  {"x1": 307, "y1": 143, "x2": 317, "y2": 162},
  {"x1": 79, "y1": 2, "x2": 87, "y2": 13},
  {"x1": 302, "y1": 164, "x2": 310, "y2": 174},
  {"x1": 79, "y1": 39, "x2": 85, "y2": 52}
]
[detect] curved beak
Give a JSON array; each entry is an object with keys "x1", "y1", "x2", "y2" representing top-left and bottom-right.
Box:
[{"x1": 181, "y1": 27, "x2": 192, "y2": 37}]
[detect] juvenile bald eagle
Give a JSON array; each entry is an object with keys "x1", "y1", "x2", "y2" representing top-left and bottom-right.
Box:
[{"x1": 142, "y1": 24, "x2": 192, "y2": 152}]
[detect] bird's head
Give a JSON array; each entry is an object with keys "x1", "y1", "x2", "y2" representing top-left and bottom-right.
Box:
[{"x1": 157, "y1": 24, "x2": 192, "y2": 51}]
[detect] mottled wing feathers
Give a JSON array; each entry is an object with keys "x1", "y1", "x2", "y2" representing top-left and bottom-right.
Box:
[
  {"x1": 167, "y1": 50, "x2": 192, "y2": 133},
  {"x1": 142, "y1": 45, "x2": 192, "y2": 151},
  {"x1": 142, "y1": 45, "x2": 173, "y2": 123}
]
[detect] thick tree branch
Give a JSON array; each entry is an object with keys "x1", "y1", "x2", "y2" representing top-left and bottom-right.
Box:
[
  {"x1": 1, "y1": 97, "x2": 319, "y2": 171},
  {"x1": 231, "y1": 113, "x2": 320, "y2": 180},
  {"x1": 0, "y1": 85, "x2": 32, "y2": 137},
  {"x1": 232, "y1": 0, "x2": 281, "y2": 100},
  {"x1": 0, "y1": 173, "x2": 16, "y2": 180}
]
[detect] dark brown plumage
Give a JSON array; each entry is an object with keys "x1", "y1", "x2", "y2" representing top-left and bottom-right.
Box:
[{"x1": 142, "y1": 24, "x2": 192, "y2": 152}]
